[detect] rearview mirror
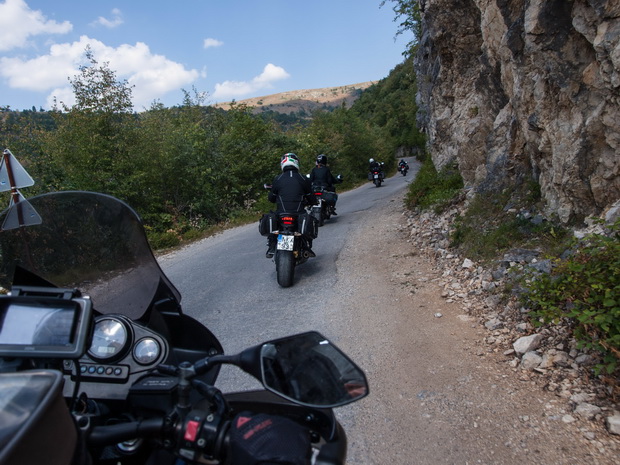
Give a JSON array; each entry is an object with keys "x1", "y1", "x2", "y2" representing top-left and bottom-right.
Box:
[{"x1": 259, "y1": 332, "x2": 368, "y2": 408}]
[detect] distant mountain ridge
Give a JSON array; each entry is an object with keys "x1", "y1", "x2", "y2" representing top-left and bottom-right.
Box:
[{"x1": 213, "y1": 81, "x2": 375, "y2": 114}]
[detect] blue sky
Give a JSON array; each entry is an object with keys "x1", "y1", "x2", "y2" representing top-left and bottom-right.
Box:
[{"x1": 0, "y1": 0, "x2": 410, "y2": 112}]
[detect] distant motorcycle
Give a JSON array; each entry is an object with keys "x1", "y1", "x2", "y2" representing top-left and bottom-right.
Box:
[
  {"x1": 310, "y1": 184, "x2": 338, "y2": 226},
  {"x1": 398, "y1": 163, "x2": 409, "y2": 176},
  {"x1": 369, "y1": 168, "x2": 384, "y2": 187}
]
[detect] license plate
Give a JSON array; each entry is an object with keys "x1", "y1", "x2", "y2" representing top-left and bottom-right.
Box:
[
  {"x1": 374, "y1": 174, "x2": 379, "y2": 179},
  {"x1": 277, "y1": 234, "x2": 294, "y2": 251}
]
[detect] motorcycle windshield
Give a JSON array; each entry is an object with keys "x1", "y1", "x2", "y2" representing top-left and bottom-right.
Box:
[{"x1": 0, "y1": 192, "x2": 181, "y2": 320}]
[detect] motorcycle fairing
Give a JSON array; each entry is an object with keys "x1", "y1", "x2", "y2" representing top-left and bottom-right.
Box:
[{"x1": 0, "y1": 191, "x2": 181, "y2": 321}]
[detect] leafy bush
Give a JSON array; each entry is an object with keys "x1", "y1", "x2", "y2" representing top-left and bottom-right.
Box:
[
  {"x1": 405, "y1": 157, "x2": 463, "y2": 212},
  {"x1": 147, "y1": 230, "x2": 181, "y2": 250},
  {"x1": 449, "y1": 182, "x2": 569, "y2": 263},
  {"x1": 181, "y1": 229, "x2": 205, "y2": 242},
  {"x1": 520, "y1": 220, "x2": 620, "y2": 374}
]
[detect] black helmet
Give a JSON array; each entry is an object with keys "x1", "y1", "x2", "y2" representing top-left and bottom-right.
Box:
[{"x1": 316, "y1": 154, "x2": 327, "y2": 165}]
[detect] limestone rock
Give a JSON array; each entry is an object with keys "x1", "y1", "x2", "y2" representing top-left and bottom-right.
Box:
[
  {"x1": 415, "y1": 0, "x2": 620, "y2": 223},
  {"x1": 606, "y1": 415, "x2": 620, "y2": 435},
  {"x1": 513, "y1": 334, "x2": 543, "y2": 355},
  {"x1": 521, "y1": 351, "x2": 543, "y2": 370},
  {"x1": 574, "y1": 402, "x2": 602, "y2": 420}
]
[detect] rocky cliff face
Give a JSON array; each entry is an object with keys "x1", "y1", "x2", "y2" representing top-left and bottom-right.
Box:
[{"x1": 415, "y1": 0, "x2": 619, "y2": 223}]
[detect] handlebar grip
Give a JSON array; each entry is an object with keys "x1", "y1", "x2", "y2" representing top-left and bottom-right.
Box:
[
  {"x1": 88, "y1": 418, "x2": 164, "y2": 446},
  {"x1": 315, "y1": 422, "x2": 347, "y2": 465}
]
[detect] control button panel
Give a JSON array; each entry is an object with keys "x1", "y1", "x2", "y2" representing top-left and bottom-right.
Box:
[{"x1": 64, "y1": 360, "x2": 129, "y2": 382}]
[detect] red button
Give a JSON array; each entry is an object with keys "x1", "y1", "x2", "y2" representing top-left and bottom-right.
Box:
[{"x1": 184, "y1": 420, "x2": 199, "y2": 442}]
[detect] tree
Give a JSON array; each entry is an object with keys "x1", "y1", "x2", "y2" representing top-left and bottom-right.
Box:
[
  {"x1": 44, "y1": 47, "x2": 138, "y2": 194},
  {"x1": 212, "y1": 103, "x2": 298, "y2": 213},
  {"x1": 381, "y1": 0, "x2": 422, "y2": 54},
  {"x1": 302, "y1": 107, "x2": 391, "y2": 184},
  {"x1": 63, "y1": 46, "x2": 133, "y2": 113},
  {"x1": 132, "y1": 91, "x2": 222, "y2": 229},
  {"x1": 352, "y1": 56, "x2": 425, "y2": 154}
]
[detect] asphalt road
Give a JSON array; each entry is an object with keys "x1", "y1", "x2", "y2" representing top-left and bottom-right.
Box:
[
  {"x1": 158, "y1": 161, "x2": 417, "y2": 389},
  {"x1": 158, "y1": 160, "x2": 617, "y2": 465}
]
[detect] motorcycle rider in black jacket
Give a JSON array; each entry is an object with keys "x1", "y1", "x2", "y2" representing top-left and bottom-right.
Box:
[
  {"x1": 309, "y1": 154, "x2": 341, "y2": 215},
  {"x1": 266, "y1": 153, "x2": 316, "y2": 258},
  {"x1": 368, "y1": 158, "x2": 385, "y2": 182}
]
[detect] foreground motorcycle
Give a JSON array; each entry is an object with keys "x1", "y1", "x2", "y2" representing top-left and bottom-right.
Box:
[
  {"x1": 261, "y1": 210, "x2": 318, "y2": 288},
  {"x1": 0, "y1": 191, "x2": 368, "y2": 465},
  {"x1": 260, "y1": 185, "x2": 319, "y2": 288}
]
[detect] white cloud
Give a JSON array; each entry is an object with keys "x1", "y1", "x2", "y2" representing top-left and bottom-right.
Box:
[
  {"x1": 213, "y1": 63, "x2": 290, "y2": 100},
  {"x1": 255, "y1": 63, "x2": 291, "y2": 86},
  {"x1": 0, "y1": 0, "x2": 72, "y2": 52},
  {"x1": 203, "y1": 38, "x2": 223, "y2": 49},
  {"x1": 0, "y1": 37, "x2": 92, "y2": 91},
  {"x1": 46, "y1": 86, "x2": 74, "y2": 109},
  {"x1": 91, "y1": 8, "x2": 123, "y2": 29},
  {"x1": 0, "y1": 35, "x2": 200, "y2": 109}
]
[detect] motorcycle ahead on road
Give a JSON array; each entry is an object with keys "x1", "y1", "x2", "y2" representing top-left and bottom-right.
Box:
[
  {"x1": 310, "y1": 184, "x2": 337, "y2": 227},
  {"x1": 398, "y1": 164, "x2": 409, "y2": 176},
  {"x1": 0, "y1": 191, "x2": 368, "y2": 465},
  {"x1": 368, "y1": 168, "x2": 384, "y2": 187},
  {"x1": 260, "y1": 185, "x2": 319, "y2": 288}
]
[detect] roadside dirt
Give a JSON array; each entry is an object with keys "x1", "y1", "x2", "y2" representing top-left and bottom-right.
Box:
[{"x1": 325, "y1": 189, "x2": 619, "y2": 465}]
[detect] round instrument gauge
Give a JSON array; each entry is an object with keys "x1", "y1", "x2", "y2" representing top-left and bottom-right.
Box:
[
  {"x1": 88, "y1": 317, "x2": 130, "y2": 361},
  {"x1": 133, "y1": 338, "x2": 160, "y2": 365}
]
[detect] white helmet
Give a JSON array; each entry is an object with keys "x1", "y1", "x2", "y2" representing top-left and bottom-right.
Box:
[
  {"x1": 281, "y1": 153, "x2": 300, "y2": 171},
  {"x1": 369, "y1": 158, "x2": 375, "y2": 163}
]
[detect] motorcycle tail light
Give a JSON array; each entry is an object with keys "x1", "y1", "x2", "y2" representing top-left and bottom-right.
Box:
[
  {"x1": 315, "y1": 192, "x2": 322, "y2": 196},
  {"x1": 282, "y1": 216, "x2": 295, "y2": 225}
]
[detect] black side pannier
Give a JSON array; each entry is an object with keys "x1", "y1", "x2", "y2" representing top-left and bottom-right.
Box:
[
  {"x1": 258, "y1": 211, "x2": 278, "y2": 236},
  {"x1": 322, "y1": 191, "x2": 337, "y2": 206},
  {"x1": 298, "y1": 212, "x2": 319, "y2": 239}
]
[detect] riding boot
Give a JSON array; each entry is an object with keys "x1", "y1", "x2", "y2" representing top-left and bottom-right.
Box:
[
  {"x1": 266, "y1": 236, "x2": 276, "y2": 258},
  {"x1": 306, "y1": 239, "x2": 316, "y2": 257}
]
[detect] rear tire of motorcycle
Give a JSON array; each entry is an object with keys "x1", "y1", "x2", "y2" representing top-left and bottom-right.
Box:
[{"x1": 276, "y1": 250, "x2": 295, "y2": 287}]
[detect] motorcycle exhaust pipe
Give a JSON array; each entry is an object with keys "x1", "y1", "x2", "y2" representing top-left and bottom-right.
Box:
[{"x1": 302, "y1": 250, "x2": 310, "y2": 259}]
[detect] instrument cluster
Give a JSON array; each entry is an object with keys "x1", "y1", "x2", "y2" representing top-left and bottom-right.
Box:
[
  {"x1": 63, "y1": 314, "x2": 169, "y2": 399},
  {"x1": 88, "y1": 316, "x2": 163, "y2": 365}
]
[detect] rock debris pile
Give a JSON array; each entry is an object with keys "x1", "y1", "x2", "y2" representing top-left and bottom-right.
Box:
[{"x1": 403, "y1": 204, "x2": 620, "y2": 444}]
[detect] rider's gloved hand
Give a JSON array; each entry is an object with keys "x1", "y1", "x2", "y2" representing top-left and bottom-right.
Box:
[{"x1": 229, "y1": 411, "x2": 311, "y2": 465}]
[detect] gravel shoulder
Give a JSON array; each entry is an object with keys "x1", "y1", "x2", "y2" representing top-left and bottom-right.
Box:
[{"x1": 325, "y1": 188, "x2": 619, "y2": 465}]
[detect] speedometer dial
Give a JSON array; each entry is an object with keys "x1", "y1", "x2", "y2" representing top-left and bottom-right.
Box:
[
  {"x1": 88, "y1": 317, "x2": 129, "y2": 361},
  {"x1": 133, "y1": 338, "x2": 160, "y2": 365}
]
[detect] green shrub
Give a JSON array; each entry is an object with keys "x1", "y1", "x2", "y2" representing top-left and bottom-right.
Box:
[
  {"x1": 405, "y1": 158, "x2": 463, "y2": 212},
  {"x1": 147, "y1": 230, "x2": 181, "y2": 250},
  {"x1": 520, "y1": 220, "x2": 620, "y2": 375},
  {"x1": 181, "y1": 229, "x2": 205, "y2": 242},
  {"x1": 450, "y1": 188, "x2": 570, "y2": 263}
]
